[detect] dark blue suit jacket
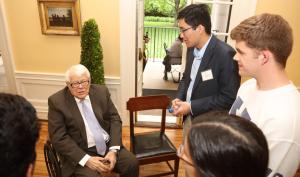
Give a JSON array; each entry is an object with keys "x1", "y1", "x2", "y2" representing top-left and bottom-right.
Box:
[{"x1": 177, "y1": 35, "x2": 240, "y2": 118}]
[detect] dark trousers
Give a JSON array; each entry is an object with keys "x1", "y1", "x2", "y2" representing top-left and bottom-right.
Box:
[
  {"x1": 163, "y1": 55, "x2": 171, "y2": 80},
  {"x1": 73, "y1": 147, "x2": 139, "y2": 177},
  {"x1": 163, "y1": 55, "x2": 171, "y2": 72}
]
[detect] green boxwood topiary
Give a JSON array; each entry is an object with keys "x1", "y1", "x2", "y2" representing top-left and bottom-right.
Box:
[{"x1": 80, "y1": 19, "x2": 105, "y2": 85}]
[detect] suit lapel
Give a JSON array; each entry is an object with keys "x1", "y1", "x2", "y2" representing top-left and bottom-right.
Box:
[
  {"x1": 65, "y1": 88, "x2": 88, "y2": 145},
  {"x1": 193, "y1": 36, "x2": 217, "y2": 92},
  {"x1": 185, "y1": 48, "x2": 194, "y2": 83}
]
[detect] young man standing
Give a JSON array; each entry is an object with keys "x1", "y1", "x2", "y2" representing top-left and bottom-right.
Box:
[
  {"x1": 171, "y1": 4, "x2": 240, "y2": 132},
  {"x1": 229, "y1": 13, "x2": 300, "y2": 177}
]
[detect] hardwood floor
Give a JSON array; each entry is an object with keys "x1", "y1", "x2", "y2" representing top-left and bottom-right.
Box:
[
  {"x1": 34, "y1": 121, "x2": 300, "y2": 177},
  {"x1": 33, "y1": 121, "x2": 185, "y2": 177}
]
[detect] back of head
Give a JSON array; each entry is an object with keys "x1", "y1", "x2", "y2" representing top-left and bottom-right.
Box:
[
  {"x1": 230, "y1": 13, "x2": 293, "y2": 68},
  {"x1": 0, "y1": 93, "x2": 40, "y2": 177},
  {"x1": 189, "y1": 111, "x2": 268, "y2": 177},
  {"x1": 177, "y1": 4, "x2": 211, "y2": 34}
]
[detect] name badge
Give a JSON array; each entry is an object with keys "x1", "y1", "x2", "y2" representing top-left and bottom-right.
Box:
[{"x1": 201, "y1": 69, "x2": 213, "y2": 81}]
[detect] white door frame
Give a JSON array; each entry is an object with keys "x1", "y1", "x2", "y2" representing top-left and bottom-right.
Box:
[
  {"x1": 0, "y1": 0, "x2": 17, "y2": 93},
  {"x1": 120, "y1": 0, "x2": 137, "y2": 125},
  {"x1": 136, "y1": 0, "x2": 144, "y2": 97}
]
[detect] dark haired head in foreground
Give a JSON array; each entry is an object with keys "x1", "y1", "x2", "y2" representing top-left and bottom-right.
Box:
[
  {"x1": 0, "y1": 93, "x2": 40, "y2": 177},
  {"x1": 179, "y1": 111, "x2": 268, "y2": 177}
]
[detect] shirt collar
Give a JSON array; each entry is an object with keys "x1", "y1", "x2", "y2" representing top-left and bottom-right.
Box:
[
  {"x1": 75, "y1": 95, "x2": 90, "y2": 104},
  {"x1": 193, "y1": 35, "x2": 212, "y2": 59}
]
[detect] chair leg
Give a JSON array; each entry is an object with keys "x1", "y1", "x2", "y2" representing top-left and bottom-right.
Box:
[
  {"x1": 176, "y1": 72, "x2": 181, "y2": 83},
  {"x1": 171, "y1": 71, "x2": 180, "y2": 83},
  {"x1": 174, "y1": 158, "x2": 180, "y2": 177},
  {"x1": 163, "y1": 70, "x2": 168, "y2": 80}
]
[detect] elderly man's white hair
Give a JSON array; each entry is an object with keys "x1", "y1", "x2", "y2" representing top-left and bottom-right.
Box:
[{"x1": 65, "y1": 64, "x2": 90, "y2": 82}]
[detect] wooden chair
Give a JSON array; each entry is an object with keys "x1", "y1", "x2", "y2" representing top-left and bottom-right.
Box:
[
  {"x1": 126, "y1": 95, "x2": 179, "y2": 177},
  {"x1": 44, "y1": 140, "x2": 62, "y2": 177},
  {"x1": 44, "y1": 140, "x2": 118, "y2": 177}
]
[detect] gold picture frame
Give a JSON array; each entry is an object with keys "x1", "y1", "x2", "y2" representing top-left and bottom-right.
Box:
[{"x1": 37, "y1": 0, "x2": 81, "y2": 35}]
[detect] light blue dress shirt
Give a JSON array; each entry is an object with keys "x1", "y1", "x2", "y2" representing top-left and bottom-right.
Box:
[{"x1": 186, "y1": 36, "x2": 212, "y2": 109}]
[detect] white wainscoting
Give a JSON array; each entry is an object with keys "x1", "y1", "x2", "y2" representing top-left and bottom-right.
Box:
[{"x1": 15, "y1": 72, "x2": 121, "y2": 120}]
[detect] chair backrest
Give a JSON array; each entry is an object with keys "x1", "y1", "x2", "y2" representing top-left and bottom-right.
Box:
[
  {"x1": 164, "y1": 42, "x2": 182, "y2": 65},
  {"x1": 126, "y1": 95, "x2": 170, "y2": 142},
  {"x1": 126, "y1": 95, "x2": 180, "y2": 177},
  {"x1": 169, "y1": 57, "x2": 182, "y2": 65},
  {"x1": 44, "y1": 140, "x2": 62, "y2": 177}
]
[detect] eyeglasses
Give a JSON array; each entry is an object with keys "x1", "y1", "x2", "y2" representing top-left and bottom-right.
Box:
[
  {"x1": 177, "y1": 144, "x2": 195, "y2": 167},
  {"x1": 70, "y1": 80, "x2": 90, "y2": 88},
  {"x1": 179, "y1": 27, "x2": 193, "y2": 34}
]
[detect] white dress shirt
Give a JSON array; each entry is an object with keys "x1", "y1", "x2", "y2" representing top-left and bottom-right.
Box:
[{"x1": 74, "y1": 96, "x2": 120, "y2": 166}]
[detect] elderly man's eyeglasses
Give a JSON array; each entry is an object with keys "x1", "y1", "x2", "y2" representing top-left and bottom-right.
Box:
[
  {"x1": 179, "y1": 27, "x2": 193, "y2": 34},
  {"x1": 177, "y1": 144, "x2": 195, "y2": 167},
  {"x1": 70, "y1": 80, "x2": 89, "y2": 88}
]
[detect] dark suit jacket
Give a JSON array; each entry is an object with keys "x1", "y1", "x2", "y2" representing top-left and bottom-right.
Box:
[
  {"x1": 48, "y1": 84, "x2": 122, "y2": 177},
  {"x1": 177, "y1": 35, "x2": 240, "y2": 118}
]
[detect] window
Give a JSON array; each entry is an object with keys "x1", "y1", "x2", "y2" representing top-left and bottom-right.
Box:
[{"x1": 188, "y1": 0, "x2": 257, "y2": 44}]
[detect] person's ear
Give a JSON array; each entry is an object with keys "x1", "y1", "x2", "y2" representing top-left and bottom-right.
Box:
[
  {"x1": 258, "y1": 50, "x2": 269, "y2": 65},
  {"x1": 258, "y1": 54, "x2": 264, "y2": 60},
  {"x1": 66, "y1": 81, "x2": 72, "y2": 90},
  {"x1": 26, "y1": 163, "x2": 34, "y2": 177},
  {"x1": 196, "y1": 25, "x2": 203, "y2": 32}
]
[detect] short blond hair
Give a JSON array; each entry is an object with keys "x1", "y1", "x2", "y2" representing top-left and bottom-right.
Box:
[{"x1": 231, "y1": 13, "x2": 293, "y2": 68}]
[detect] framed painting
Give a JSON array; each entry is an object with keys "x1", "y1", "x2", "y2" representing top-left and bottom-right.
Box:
[{"x1": 37, "y1": 0, "x2": 81, "y2": 35}]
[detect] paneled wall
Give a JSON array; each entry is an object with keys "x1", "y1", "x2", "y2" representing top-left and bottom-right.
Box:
[{"x1": 15, "y1": 72, "x2": 121, "y2": 121}]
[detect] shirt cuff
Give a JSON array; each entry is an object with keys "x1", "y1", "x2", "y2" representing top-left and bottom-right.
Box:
[
  {"x1": 109, "y1": 146, "x2": 120, "y2": 151},
  {"x1": 79, "y1": 154, "x2": 91, "y2": 167}
]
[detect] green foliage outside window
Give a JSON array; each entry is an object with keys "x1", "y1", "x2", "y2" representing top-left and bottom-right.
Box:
[
  {"x1": 144, "y1": 16, "x2": 174, "y2": 23},
  {"x1": 145, "y1": 0, "x2": 187, "y2": 18}
]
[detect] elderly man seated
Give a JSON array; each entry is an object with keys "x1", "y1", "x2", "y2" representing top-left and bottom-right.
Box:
[{"x1": 48, "y1": 64, "x2": 139, "y2": 177}]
